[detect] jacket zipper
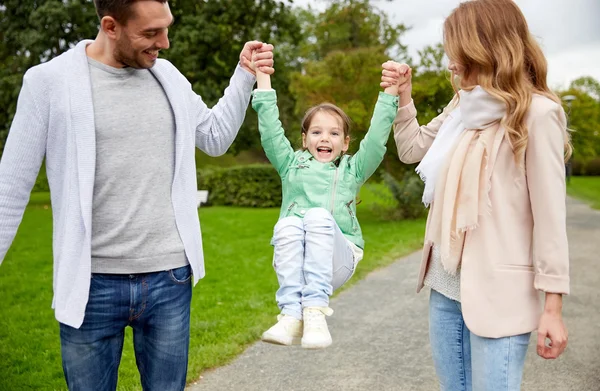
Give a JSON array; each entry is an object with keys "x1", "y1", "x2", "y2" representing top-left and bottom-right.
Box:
[
  {"x1": 286, "y1": 201, "x2": 296, "y2": 215},
  {"x1": 346, "y1": 200, "x2": 358, "y2": 231},
  {"x1": 330, "y1": 166, "x2": 339, "y2": 214}
]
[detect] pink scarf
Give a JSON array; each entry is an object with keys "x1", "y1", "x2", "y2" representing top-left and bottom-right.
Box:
[{"x1": 424, "y1": 86, "x2": 506, "y2": 274}]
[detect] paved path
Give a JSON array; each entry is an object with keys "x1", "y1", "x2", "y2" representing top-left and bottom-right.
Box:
[{"x1": 189, "y1": 197, "x2": 600, "y2": 391}]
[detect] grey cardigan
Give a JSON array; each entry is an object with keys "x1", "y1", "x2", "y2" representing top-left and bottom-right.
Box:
[{"x1": 0, "y1": 40, "x2": 255, "y2": 328}]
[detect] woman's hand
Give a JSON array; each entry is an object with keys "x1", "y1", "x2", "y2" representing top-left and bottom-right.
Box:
[
  {"x1": 537, "y1": 293, "x2": 568, "y2": 359},
  {"x1": 381, "y1": 61, "x2": 412, "y2": 104}
]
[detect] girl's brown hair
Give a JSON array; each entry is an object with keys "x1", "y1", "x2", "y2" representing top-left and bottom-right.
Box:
[
  {"x1": 301, "y1": 103, "x2": 351, "y2": 140},
  {"x1": 444, "y1": 0, "x2": 572, "y2": 162}
]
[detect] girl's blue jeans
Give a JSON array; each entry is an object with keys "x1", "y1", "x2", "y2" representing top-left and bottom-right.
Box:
[{"x1": 272, "y1": 207, "x2": 355, "y2": 319}]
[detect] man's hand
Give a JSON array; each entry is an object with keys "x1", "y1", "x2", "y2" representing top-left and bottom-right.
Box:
[{"x1": 240, "y1": 41, "x2": 274, "y2": 76}]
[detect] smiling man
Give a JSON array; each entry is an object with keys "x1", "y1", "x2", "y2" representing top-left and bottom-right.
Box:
[{"x1": 0, "y1": 0, "x2": 273, "y2": 389}]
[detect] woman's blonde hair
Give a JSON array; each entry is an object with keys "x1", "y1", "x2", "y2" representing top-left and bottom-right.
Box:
[{"x1": 444, "y1": 0, "x2": 572, "y2": 162}]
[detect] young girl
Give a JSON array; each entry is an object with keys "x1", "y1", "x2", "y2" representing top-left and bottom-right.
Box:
[
  {"x1": 381, "y1": 0, "x2": 570, "y2": 388},
  {"x1": 249, "y1": 60, "x2": 400, "y2": 349}
]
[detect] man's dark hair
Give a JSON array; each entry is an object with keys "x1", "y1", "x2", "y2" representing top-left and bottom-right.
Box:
[{"x1": 93, "y1": 0, "x2": 168, "y2": 23}]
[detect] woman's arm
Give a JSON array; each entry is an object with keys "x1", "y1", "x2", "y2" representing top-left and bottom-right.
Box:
[
  {"x1": 350, "y1": 63, "x2": 401, "y2": 183},
  {"x1": 381, "y1": 62, "x2": 455, "y2": 164},
  {"x1": 525, "y1": 100, "x2": 570, "y2": 359}
]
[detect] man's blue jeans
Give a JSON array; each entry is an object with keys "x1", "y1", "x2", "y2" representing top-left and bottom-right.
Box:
[{"x1": 59, "y1": 265, "x2": 192, "y2": 391}]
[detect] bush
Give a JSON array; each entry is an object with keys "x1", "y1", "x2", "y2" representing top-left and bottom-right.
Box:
[
  {"x1": 381, "y1": 171, "x2": 427, "y2": 219},
  {"x1": 571, "y1": 158, "x2": 600, "y2": 176},
  {"x1": 583, "y1": 158, "x2": 600, "y2": 176},
  {"x1": 31, "y1": 164, "x2": 282, "y2": 208},
  {"x1": 197, "y1": 164, "x2": 282, "y2": 207},
  {"x1": 571, "y1": 159, "x2": 584, "y2": 176}
]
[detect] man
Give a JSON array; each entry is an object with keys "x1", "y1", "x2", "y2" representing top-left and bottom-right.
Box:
[{"x1": 0, "y1": 0, "x2": 274, "y2": 389}]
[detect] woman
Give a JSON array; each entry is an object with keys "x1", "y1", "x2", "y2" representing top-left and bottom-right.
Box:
[{"x1": 381, "y1": 0, "x2": 570, "y2": 389}]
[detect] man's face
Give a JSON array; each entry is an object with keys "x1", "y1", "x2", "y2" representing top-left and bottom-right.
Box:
[{"x1": 113, "y1": 1, "x2": 173, "y2": 69}]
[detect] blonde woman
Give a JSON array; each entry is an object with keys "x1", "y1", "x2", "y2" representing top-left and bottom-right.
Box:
[{"x1": 381, "y1": 0, "x2": 570, "y2": 389}]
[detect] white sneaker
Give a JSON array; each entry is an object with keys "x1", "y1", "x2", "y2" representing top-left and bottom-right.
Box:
[
  {"x1": 261, "y1": 314, "x2": 303, "y2": 346},
  {"x1": 301, "y1": 307, "x2": 334, "y2": 349}
]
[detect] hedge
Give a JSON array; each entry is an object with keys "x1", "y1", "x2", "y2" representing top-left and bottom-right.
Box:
[
  {"x1": 572, "y1": 158, "x2": 600, "y2": 176},
  {"x1": 197, "y1": 164, "x2": 282, "y2": 207}
]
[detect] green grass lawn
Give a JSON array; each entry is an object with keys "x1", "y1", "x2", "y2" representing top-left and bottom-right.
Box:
[
  {"x1": 567, "y1": 176, "x2": 600, "y2": 210},
  {"x1": 0, "y1": 184, "x2": 425, "y2": 390}
]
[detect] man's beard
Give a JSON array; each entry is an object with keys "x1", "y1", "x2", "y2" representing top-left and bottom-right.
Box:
[{"x1": 113, "y1": 38, "x2": 149, "y2": 69}]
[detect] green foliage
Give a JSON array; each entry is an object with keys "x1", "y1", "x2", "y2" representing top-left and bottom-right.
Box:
[
  {"x1": 0, "y1": 188, "x2": 425, "y2": 389},
  {"x1": 585, "y1": 158, "x2": 600, "y2": 176},
  {"x1": 165, "y1": 0, "x2": 302, "y2": 154},
  {"x1": 297, "y1": 0, "x2": 406, "y2": 61},
  {"x1": 567, "y1": 176, "x2": 600, "y2": 210},
  {"x1": 291, "y1": 47, "x2": 391, "y2": 151},
  {"x1": 290, "y1": 0, "x2": 410, "y2": 153},
  {"x1": 198, "y1": 165, "x2": 282, "y2": 207},
  {"x1": 384, "y1": 43, "x2": 455, "y2": 164},
  {"x1": 0, "y1": 0, "x2": 99, "y2": 153},
  {"x1": 559, "y1": 77, "x2": 600, "y2": 162},
  {"x1": 571, "y1": 76, "x2": 600, "y2": 100},
  {"x1": 0, "y1": 0, "x2": 302, "y2": 155},
  {"x1": 411, "y1": 44, "x2": 455, "y2": 125},
  {"x1": 381, "y1": 171, "x2": 427, "y2": 219},
  {"x1": 3, "y1": 0, "x2": 596, "y2": 177},
  {"x1": 573, "y1": 157, "x2": 600, "y2": 176}
]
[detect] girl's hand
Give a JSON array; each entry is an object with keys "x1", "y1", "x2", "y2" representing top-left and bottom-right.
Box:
[
  {"x1": 381, "y1": 61, "x2": 412, "y2": 103},
  {"x1": 240, "y1": 41, "x2": 275, "y2": 76},
  {"x1": 252, "y1": 47, "x2": 274, "y2": 90}
]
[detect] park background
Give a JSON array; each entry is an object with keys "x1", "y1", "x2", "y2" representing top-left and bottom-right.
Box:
[{"x1": 0, "y1": 0, "x2": 599, "y2": 389}]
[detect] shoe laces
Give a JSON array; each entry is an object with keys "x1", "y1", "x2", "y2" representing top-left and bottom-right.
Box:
[{"x1": 304, "y1": 307, "x2": 333, "y2": 330}]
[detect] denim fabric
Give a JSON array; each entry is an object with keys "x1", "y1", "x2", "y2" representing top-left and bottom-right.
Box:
[
  {"x1": 59, "y1": 265, "x2": 192, "y2": 391},
  {"x1": 429, "y1": 289, "x2": 530, "y2": 391},
  {"x1": 272, "y1": 208, "x2": 355, "y2": 319}
]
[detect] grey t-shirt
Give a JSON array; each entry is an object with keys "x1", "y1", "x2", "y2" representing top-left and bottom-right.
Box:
[{"x1": 88, "y1": 57, "x2": 187, "y2": 273}]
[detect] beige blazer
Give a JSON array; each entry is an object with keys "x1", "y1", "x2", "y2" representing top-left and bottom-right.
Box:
[{"x1": 394, "y1": 94, "x2": 570, "y2": 338}]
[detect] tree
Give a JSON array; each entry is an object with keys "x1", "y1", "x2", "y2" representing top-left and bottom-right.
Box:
[
  {"x1": 560, "y1": 77, "x2": 600, "y2": 162},
  {"x1": 297, "y1": 0, "x2": 405, "y2": 62},
  {"x1": 0, "y1": 0, "x2": 98, "y2": 153},
  {"x1": 291, "y1": 47, "x2": 391, "y2": 150},
  {"x1": 0, "y1": 0, "x2": 302, "y2": 156},
  {"x1": 159, "y1": 0, "x2": 302, "y2": 155},
  {"x1": 410, "y1": 44, "x2": 455, "y2": 126},
  {"x1": 290, "y1": 0, "x2": 409, "y2": 151},
  {"x1": 570, "y1": 76, "x2": 600, "y2": 101}
]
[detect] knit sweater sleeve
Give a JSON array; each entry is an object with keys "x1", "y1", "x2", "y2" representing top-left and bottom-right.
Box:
[
  {"x1": 0, "y1": 71, "x2": 48, "y2": 263},
  {"x1": 189, "y1": 64, "x2": 256, "y2": 156}
]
